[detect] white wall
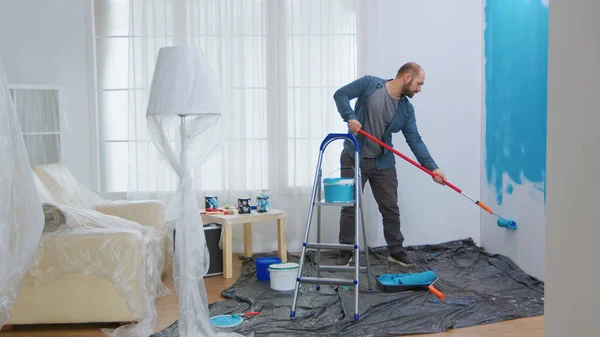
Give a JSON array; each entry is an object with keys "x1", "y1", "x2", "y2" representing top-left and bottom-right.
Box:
[
  {"x1": 479, "y1": 0, "x2": 548, "y2": 281},
  {"x1": 360, "y1": 0, "x2": 482, "y2": 248},
  {"x1": 0, "y1": 0, "x2": 95, "y2": 187},
  {"x1": 545, "y1": 0, "x2": 600, "y2": 336},
  {"x1": 480, "y1": 185, "x2": 545, "y2": 280}
]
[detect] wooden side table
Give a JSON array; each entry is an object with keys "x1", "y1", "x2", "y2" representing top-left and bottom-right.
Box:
[{"x1": 200, "y1": 209, "x2": 288, "y2": 279}]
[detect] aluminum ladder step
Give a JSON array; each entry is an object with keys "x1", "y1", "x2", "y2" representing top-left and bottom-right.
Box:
[
  {"x1": 298, "y1": 277, "x2": 356, "y2": 286},
  {"x1": 318, "y1": 265, "x2": 368, "y2": 273},
  {"x1": 304, "y1": 243, "x2": 356, "y2": 250}
]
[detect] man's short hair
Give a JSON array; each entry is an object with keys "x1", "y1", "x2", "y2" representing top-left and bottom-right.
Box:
[{"x1": 396, "y1": 62, "x2": 422, "y2": 78}]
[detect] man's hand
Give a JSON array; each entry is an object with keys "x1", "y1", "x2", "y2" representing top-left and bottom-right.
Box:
[
  {"x1": 348, "y1": 119, "x2": 362, "y2": 135},
  {"x1": 432, "y1": 168, "x2": 446, "y2": 185}
]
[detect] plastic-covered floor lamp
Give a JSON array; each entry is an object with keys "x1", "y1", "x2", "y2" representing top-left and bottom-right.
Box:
[{"x1": 145, "y1": 46, "x2": 242, "y2": 337}]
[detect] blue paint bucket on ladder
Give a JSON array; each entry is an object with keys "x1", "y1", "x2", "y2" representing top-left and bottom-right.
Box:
[
  {"x1": 255, "y1": 257, "x2": 282, "y2": 281},
  {"x1": 323, "y1": 177, "x2": 355, "y2": 203}
]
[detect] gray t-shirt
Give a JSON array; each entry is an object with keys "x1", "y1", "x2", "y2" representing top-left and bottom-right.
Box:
[{"x1": 363, "y1": 85, "x2": 399, "y2": 158}]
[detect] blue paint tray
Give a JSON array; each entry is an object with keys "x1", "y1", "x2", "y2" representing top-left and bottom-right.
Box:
[
  {"x1": 375, "y1": 270, "x2": 437, "y2": 293},
  {"x1": 210, "y1": 314, "x2": 243, "y2": 328}
]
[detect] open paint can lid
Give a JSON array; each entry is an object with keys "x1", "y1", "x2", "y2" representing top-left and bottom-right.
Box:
[{"x1": 268, "y1": 262, "x2": 299, "y2": 271}]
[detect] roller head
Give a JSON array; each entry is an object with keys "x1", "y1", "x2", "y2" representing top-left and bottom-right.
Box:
[{"x1": 497, "y1": 218, "x2": 517, "y2": 230}]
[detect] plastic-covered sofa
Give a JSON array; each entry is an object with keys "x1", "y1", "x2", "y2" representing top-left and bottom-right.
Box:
[{"x1": 7, "y1": 164, "x2": 170, "y2": 326}]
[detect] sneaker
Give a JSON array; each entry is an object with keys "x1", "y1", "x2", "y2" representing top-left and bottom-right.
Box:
[
  {"x1": 335, "y1": 251, "x2": 352, "y2": 265},
  {"x1": 387, "y1": 251, "x2": 415, "y2": 266}
]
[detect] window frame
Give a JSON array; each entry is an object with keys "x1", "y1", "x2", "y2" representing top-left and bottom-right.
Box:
[{"x1": 8, "y1": 84, "x2": 66, "y2": 167}]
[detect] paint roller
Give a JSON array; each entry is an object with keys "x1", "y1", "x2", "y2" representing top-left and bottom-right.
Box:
[
  {"x1": 378, "y1": 270, "x2": 446, "y2": 299},
  {"x1": 398, "y1": 271, "x2": 445, "y2": 299},
  {"x1": 357, "y1": 129, "x2": 517, "y2": 230}
]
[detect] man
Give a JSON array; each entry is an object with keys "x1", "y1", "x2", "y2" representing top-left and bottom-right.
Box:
[{"x1": 333, "y1": 62, "x2": 446, "y2": 266}]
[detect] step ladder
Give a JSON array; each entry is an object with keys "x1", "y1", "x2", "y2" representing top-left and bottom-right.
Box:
[{"x1": 290, "y1": 133, "x2": 373, "y2": 321}]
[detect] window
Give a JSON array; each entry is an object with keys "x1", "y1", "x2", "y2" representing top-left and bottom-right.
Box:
[
  {"x1": 94, "y1": 0, "x2": 178, "y2": 192},
  {"x1": 93, "y1": 0, "x2": 357, "y2": 193},
  {"x1": 11, "y1": 87, "x2": 62, "y2": 166},
  {"x1": 284, "y1": 0, "x2": 358, "y2": 187}
]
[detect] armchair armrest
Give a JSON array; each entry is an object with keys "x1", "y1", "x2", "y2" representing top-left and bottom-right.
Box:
[
  {"x1": 94, "y1": 200, "x2": 166, "y2": 234},
  {"x1": 24, "y1": 228, "x2": 149, "y2": 317}
]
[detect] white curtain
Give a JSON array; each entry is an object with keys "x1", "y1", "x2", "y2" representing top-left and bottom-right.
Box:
[
  {"x1": 122, "y1": 0, "x2": 360, "y2": 254},
  {"x1": 0, "y1": 59, "x2": 45, "y2": 327}
]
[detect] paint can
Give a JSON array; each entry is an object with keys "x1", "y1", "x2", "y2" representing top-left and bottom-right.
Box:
[
  {"x1": 323, "y1": 177, "x2": 354, "y2": 203},
  {"x1": 238, "y1": 198, "x2": 251, "y2": 214},
  {"x1": 205, "y1": 195, "x2": 218, "y2": 210},
  {"x1": 256, "y1": 196, "x2": 270, "y2": 212},
  {"x1": 255, "y1": 256, "x2": 281, "y2": 280},
  {"x1": 268, "y1": 263, "x2": 299, "y2": 291}
]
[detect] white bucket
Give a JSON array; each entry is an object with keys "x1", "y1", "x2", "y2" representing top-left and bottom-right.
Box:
[{"x1": 268, "y1": 262, "x2": 299, "y2": 291}]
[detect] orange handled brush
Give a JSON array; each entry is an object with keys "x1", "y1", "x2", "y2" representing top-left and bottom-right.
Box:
[{"x1": 357, "y1": 129, "x2": 516, "y2": 230}]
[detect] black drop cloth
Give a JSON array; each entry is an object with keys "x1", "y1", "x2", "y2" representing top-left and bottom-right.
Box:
[{"x1": 152, "y1": 238, "x2": 544, "y2": 337}]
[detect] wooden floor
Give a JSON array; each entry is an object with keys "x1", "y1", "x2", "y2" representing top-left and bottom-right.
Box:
[{"x1": 1, "y1": 254, "x2": 544, "y2": 337}]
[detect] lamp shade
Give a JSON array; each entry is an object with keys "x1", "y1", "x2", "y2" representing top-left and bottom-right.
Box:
[{"x1": 146, "y1": 46, "x2": 224, "y2": 116}]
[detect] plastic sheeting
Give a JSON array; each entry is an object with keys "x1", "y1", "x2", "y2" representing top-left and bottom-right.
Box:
[
  {"x1": 26, "y1": 163, "x2": 169, "y2": 337},
  {"x1": 0, "y1": 59, "x2": 45, "y2": 327},
  {"x1": 0, "y1": 74, "x2": 167, "y2": 336},
  {"x1": 152, "y1": 238, "x2": 544, "y2": 337},
  {"x1": 3, "y1": 90, "x2": 168, "y2": 335},
  {"x1": 146, "y1": 46, "x2": 245, "y2": 337}
]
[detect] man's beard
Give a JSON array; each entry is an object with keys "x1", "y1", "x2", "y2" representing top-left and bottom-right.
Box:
[{"x1": 402, "y1": 83, "x2": 415, "y2": 97}]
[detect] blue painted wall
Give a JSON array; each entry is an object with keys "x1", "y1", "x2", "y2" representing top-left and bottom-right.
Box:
[{"x1": 484, "y1": 0, "x2": 548, "y2": 205}]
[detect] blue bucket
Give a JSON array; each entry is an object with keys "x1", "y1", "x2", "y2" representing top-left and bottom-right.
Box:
[
  {"x1": 323, "y1": 177, "x2": 355, "y2": 203},
  {"x1": 255, "y1": 257, "x2": 282, "y2": 281}
]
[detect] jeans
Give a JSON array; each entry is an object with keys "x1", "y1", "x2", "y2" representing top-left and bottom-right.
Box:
[{"x1": 338, "y1": 150, "x2": 404, "y2": 254}]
